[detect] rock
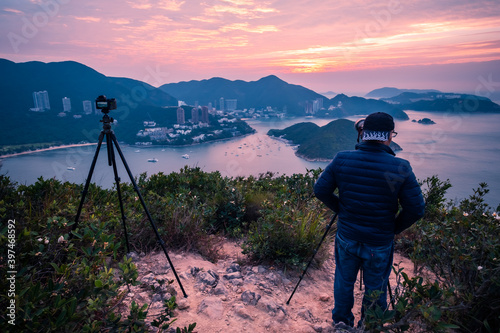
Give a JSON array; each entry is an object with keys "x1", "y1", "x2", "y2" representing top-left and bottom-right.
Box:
[
  {"x1": 190, "y1": 266, "x2": 200, "y2": 276},
  {"x1": 319, "y1": 293, "x2": 331, "y2": 302},
  {"x1": 197, "y1": 270, "x2": 219, "y2": 287},
  {"x1": 243, "y1": 273, "x2": 260, "y2": 285},
  {"x1": 297, "y1": 308, "x2": 314, "y2": 323},
  {"x1": 213, "y1": 281, "x2": 229, "y2": 296},
  {"x1": 197, "y1": 297, "x2": 224, "y2": 319},
  {"x1": 127, "y1": 251, "x2": 140, "y2": 262},
  {"x1": 256, "y1": 295, "x2": 287, "y2": 320},
  {"x1": 233, "y1": 303, "x2": 253, "y2": 320},
  {"x1": 227, "y1": 263, "x2": 241, "y2": 273},
  {"x1": 177, "y1": 298, "x2": 190, "y2": 310},
  {"x1": 241, "y1": 290, "x2": 261, "y2": 306},
  {"x1": 223, "y1": 271, "x2": 243, "y2": 280},
  {"x1": 265, "y1": 272, "x2": 282, "y2": 286},
  {"x1": 228, "y1": 278, "x2": 243, "y2": 286},
  {"x1": 141, "y1": 273, "x2": 155, "y2": 285},
  {"x1": 312, "y1": 324, "x2": 323, "y2": 332}
]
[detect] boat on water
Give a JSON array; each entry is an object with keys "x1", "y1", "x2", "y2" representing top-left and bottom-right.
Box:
[
  {"x1": 147, "y1": 158, "x2": 158, "y2": 163},
  {"x1": 67, "y1": 166, "x2": 76, "y2": 170},
  {"x1": 182, "y1": 154, "x2": 189, "y2": 159}
]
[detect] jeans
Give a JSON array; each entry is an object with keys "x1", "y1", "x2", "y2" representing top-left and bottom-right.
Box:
[{"x1": 332, "y1": 233, "x2": 394, "y2": 327}]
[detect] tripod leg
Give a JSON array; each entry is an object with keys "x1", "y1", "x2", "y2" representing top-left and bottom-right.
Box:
[
  {"x1": 110, "y1": 132, "x2": 188, "y2": 298},
  {"x1": 287, "y1": 213, "x2": 338, "y2": 305},
  {"x1": 73, "y1": 131, "x2": 105, "y2": 232},
  {"x1": 107, "y1": 133, "x2": 131, "y2": 254}
]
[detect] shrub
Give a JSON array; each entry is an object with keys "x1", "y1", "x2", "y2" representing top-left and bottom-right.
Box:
[
  {"x1": 242, "y1": 198, "x2": 333, "y2": 268},
  {"x1": 391, "y1": 178, "x2": 500, "y2": 332},
  {"x1": 411, "y1": 183, "x2": 500, "y2": 331},
  {"x1": 0, "y1": 176, "x2": 195, "y2": 332}
]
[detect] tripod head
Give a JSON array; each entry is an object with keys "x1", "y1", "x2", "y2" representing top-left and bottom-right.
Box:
[{"x1": 100, "y1": 113, "x2": 114, "y2": 132}]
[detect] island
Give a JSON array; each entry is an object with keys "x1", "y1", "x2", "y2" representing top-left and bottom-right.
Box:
[
  {"x1": 412, "y1": 118, "x2": 436, "y2": 125},
  {"x1": 267, "y1": 119, "x2": 402, "y2": 162}
]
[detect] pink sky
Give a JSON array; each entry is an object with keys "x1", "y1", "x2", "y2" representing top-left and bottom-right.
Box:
[{"x1": 1, "y1": 0, "x2": 499, "y2": 95}]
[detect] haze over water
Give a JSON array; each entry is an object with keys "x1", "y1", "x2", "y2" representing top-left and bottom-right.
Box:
[{"x1": 1, "y1": 111, "x2": 499, "y2": 208}]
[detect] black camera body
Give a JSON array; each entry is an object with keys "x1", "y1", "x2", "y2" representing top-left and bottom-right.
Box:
[{"x1": 95, "y1": 95, "x2": 117, "y2": 112}]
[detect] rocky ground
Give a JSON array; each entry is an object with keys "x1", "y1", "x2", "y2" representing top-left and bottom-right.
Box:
[{"x1": 120, "y1": 240, "x2": 420, "y2": 333}]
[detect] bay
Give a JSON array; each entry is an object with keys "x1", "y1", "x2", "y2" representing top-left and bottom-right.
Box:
[{"x1": 1, "y1": 111, "x2": 499, "y2": 208}]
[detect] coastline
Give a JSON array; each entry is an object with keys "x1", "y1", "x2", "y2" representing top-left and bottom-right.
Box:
[
  {"x1": 0, "y1": 132, "x2": 256, "y2": 159},
  {"x1": 0, "y1": 143, "x2": 98, "y2": 159}
]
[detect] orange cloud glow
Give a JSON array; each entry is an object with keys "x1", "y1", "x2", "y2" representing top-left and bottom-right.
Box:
[{"x1": 0, "y1": 0, "x2": 499, "y2": 93}]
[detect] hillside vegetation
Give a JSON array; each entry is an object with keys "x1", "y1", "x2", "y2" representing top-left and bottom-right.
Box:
[
  {"x1": 267, "y1": 119, "x2": 401, "y2": 161},
  {"x1": 1, "y1": 169, "x2": 499, "y2": 332}
]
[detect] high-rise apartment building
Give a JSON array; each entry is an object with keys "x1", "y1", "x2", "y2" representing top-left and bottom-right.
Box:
[
  {"x1": 82, "y1": 100, "x2": 93, "y2": 115},
  {"x1": 226, "y1": 99, "x2": 237, "y2": 111},
  {"x1": 177, "y1": 107, "x2": 185, "y2": 124},
  {"x1": 201, "y1": 106, "x2": 209, "y2": 124},
  {"x1": 62, "y1": 97, "x2": 71, "y2": 112},
  {"x1": 219, "y1": 97, "x2": 225, "y2": 111},
  {"x1": 31, "y1": 90, "x2": 50, "y2": 111},
  {"x1": 191, "y1": 108, "x2": 199, "y2": 123}
]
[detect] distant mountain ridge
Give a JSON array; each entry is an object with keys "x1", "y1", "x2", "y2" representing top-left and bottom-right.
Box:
[
  {"x1": 160, "y1": 76, "x2": 409, "y2": 118},
  {"x1": 159, "y1": 75, "x2": 326, "y2": 115},
  {"x1": 324, "y1": 94, "x2": 409, "y2": 120},
  {"x1": 381, "y1": 92, "x2": 500, "y2": 113},
  {"x1": 4, "y1": 58, "x2": 498, "y2": 152},
  {"x1": 366, "y1": 87, "x2": 442, "y2": 98}
]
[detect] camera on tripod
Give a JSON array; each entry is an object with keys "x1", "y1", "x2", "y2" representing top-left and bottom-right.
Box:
[{"x1": 95, "y1": 95, "x2": 117, "y2": 112}]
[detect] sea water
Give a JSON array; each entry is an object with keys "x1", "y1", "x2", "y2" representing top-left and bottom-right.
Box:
[{"x1": 1, "y1": 111, "x2": 499, "y2": 208}]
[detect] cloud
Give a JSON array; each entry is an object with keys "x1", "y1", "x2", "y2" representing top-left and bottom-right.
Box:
[
  {"x1": 204, "y1": 1, "x2": 279, "y2": 19},
  {"x1": 220, "y1": 23, "x2": 278, "y2": 33},
  {"x1": 73, "y1": 16, "x2": 101, "y2": 23},
  {"x1": 158, "y1": 0, "x2": 185, "y2": 11},
  {"x1": 1, "y1": 0, "x2": 499, "y2": 91},
  {"x1": 3, "y1": 8, "x2": 24, "y2": 14},
  {"x1": 127, "y1": 0, "x2": 152, "y2": 10},
  {"x1": 109, "y1": 18, "x2": 131, "y2": 25}
]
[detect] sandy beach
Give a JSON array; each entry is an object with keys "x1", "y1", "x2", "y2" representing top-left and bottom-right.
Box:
[{"x1": 0, "y1": 143, "x2": 98, "y2": 159}]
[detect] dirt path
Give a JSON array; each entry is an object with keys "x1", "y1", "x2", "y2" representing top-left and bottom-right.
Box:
[{"x1": 121, "y1": 240, "x2": 420, "y2": 333}]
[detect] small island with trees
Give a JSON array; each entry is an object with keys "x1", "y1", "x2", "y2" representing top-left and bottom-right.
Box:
[
  {"x1": 267, "y1": 119, "x2": 402, "y2": 161},
  {"x1": 412, "y1": 117, "x2": 436, "y2": 125}
]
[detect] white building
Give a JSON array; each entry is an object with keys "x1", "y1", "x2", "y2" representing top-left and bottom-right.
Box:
[
  {"x1": 82, "y1": 100, "x2": 93, "y2": 115},
  {"x1": 226, "y1": 99, "x2": 237, "y2": 111},
  {"x1": 31, "y1": 90, "x2": 50, "y2": 111},
  {"x1": 62, "y1": 97, "x2": 71, "y2": 112}
]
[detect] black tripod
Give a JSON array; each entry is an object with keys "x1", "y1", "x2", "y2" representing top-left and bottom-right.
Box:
[
  {"x1": 73, "y1": 107, "x2": 187, "y2": 298},
  {"x1": 287, "y1": 213, "x2": 338, "y2": 304}
]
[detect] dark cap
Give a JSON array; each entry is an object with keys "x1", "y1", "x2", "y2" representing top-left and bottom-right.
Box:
[{"x1": 362, "y1": 112, "x2": 394, "y2": 141}]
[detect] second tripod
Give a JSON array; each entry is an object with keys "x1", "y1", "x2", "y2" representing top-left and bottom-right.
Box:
[{"x1": 73, "y1": 97, "x2": 187, "y2": 298}]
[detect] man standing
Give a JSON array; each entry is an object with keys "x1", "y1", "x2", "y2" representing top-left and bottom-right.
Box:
[{"x1": 314, "y1": 112, "x2": 425, "y2": 327}]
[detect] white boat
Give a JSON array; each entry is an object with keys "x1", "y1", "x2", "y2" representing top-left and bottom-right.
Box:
[
  {"x1": 182, "y1": 154, "x2": 189, "y2": 159},
  {"x1": 67, "y1": 166, "x2": 76, "y2": 170},
  {"x1": 147, "y1": 158, "x2": 158, "y2": 163}
]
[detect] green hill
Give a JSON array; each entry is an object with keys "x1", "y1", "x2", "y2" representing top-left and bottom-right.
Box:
[
  {"x1": 160, "y1": 75, "x2": 326, "y2": 116},
  {"x1": 0, "y1": 59, "x2": 179, "y2": 147},
  {"x1": 268, "y1": 119, "x2": 358, "y2": 161},
  {"x1": 268, "y1": 119, "x2": 402, "y2": 161}
]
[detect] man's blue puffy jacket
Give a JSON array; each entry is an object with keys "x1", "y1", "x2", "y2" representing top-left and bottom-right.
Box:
[{"x1": 314, "y1": 141, "x2": 425, "y2": 246}]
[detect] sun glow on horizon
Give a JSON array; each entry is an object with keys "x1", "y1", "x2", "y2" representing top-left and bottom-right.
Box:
[{"x1": 0, "y1": 0, "x2": 499, "y2": 90}]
